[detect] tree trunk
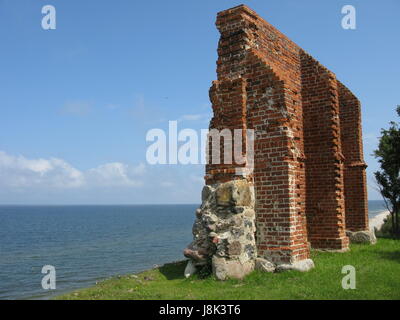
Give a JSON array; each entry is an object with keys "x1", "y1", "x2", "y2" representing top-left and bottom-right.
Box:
[
  {"x1": 391, "y1": 211, "x2": 395, "y2": 238},
  {"x1": 396, "y1": 205, "x2": 400, "y2": 238}
]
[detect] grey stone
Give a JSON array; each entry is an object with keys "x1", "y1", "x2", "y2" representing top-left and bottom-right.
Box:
[
  {"x1": 209, "y1": 232, "x2": 217, "y2": 238},
  {"x1": 184, "y1": 180, "x2": 256, "y2": 280},
  {"x1": 276, "y1": 259, "x2": 315, "y2": 272},
  {"x1": 346, "y1": 230, "x2": 377, "y2": 244},
  {"x1": 227, "y1": 241, "x2": 242, "y2": 256},
  {"x1": 244, "y1": 244, "x2": 256, "y2": 259},
  {"x1": 231, "y1": 227, "x2": 244, "y2": 239},
  {"x1": 183, "y1": 246, "x2": 209, "y2": 262},
  {"x1": 215, "y1": 180, "x2": 253, "y2": 207},
  {"x1": 201, "y1": 185, "x2": 214, "y2": 202},
  {"x1": 231, "y1": 180, "x2": 253, "y2": 207},
  {"x1": 212, "y1": 256, "x2": 254, "y2": 280},
  {"x1": 233, "y1": 206, "x2": 245, "y2": 214},
  {"x1": 216, "y1": 182, "x2": 233, "y2": 206},
  {"x1": 195, "y1": 208, "x2": 202, "y2": 218},
  {"x1": 255, "y1": 258, "x2": 276, "y2": 273}
]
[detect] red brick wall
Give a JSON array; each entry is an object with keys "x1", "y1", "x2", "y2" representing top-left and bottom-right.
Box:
[
  {"x1": 205, "y1": 78, "x2": 248, "y2": 184},
  {"x1": 338, "y1": 81, "x2": 369, "y2": 231},
  {"x1": 301, "y1": 52, "x2": 348, "y2": 250},
  {"x1": 205, "y1": 5, "x2": 368, "y2": 262}
]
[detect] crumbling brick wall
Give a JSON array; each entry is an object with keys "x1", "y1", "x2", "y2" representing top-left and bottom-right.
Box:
[
  {"x1": 185, "y1": 5, "x2": 369, "y2": 279},
  {"x1": 338, "y1": 81, "x2": 369, "y2": 232},
  {"x1": 205, "y1": 5, "x2": 368, "y2": 264}
]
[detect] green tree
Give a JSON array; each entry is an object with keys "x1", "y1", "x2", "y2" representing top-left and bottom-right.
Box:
[{"x1": 374, "y1": 106, "x2": 400, "y2": 238}]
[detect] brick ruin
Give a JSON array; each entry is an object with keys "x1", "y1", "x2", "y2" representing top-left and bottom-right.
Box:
[{"x1": 184, "y1": 5, "x2": 372, "y2": 280}]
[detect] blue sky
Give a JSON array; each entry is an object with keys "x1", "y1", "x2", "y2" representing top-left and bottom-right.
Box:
[{"x1": 0, "y1": 0, "x2": 399, "y2": 204}]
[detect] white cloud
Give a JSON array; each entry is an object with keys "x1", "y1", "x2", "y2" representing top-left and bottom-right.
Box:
[
  {"x1": 0, "y1": 151, "x2": 144, "y2": 189},
  {"x1": 87, "y1": 162, "x2": 144, "y2": 187},
  {"x1": 0, "y1": 151, "x2": 205, "y2": 204},
  {"x1": 0, "y1": 151, "x2": 84, "y2": 188}
]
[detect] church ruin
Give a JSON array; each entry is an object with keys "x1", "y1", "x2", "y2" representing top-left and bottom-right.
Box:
[{"x1": 184, "y1": 5, "x2": 372, "y2": 280}]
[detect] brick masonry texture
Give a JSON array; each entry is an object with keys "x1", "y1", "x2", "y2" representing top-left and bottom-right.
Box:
[{"x1": 204, "y1": 5, "x2": 369, "y2": 264}]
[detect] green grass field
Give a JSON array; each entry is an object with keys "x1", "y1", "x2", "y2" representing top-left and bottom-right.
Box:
[{"x1": 57, "y1": 238, "x2": 400, "y2": 300}]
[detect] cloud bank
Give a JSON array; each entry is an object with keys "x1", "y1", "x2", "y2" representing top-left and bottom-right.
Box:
[
  {"x1": 0, "y1": 151, "x2": 203, "y2": 204},
  {"x1": 0, "y1": 151, "x2": 144, "y2": 190}
]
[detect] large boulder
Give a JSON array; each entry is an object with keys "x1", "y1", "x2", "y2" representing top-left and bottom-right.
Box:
[
  {"x1": 346, "y1": 230, "x2": 377, "y2": 244},
  {"x1": 212, "y1": 256, "x2": 254, "y2": 280}
]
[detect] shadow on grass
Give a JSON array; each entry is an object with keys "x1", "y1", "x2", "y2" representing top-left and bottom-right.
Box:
[
  {"x1": 159, "y1": 260, "x2": 187, "y2": 280},
  {"x1": 377, "y1": 250, "x2": 400, "y2": 263},
  {"x1": 376, "y1": 235, "x2": 399, "y2": 240}
]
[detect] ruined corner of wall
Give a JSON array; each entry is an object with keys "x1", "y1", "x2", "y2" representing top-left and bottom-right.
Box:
[{"x1": 183, "y1": 179, "x2": 257, "y2": 280}]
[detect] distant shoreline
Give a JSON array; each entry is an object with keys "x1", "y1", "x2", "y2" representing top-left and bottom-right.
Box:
[{"x1": 370, "y1": 210, "x2": 391, "y2": 231}]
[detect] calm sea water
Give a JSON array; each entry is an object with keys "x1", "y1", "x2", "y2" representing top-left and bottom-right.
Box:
[
  {"x1": 0, "y1": 201, "x2": 387, "y2": 300},
  {"x1": 0, "y1": 204, "x2": 196, "y2": 300}
]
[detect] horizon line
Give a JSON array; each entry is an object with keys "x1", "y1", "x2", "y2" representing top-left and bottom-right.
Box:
[{"x1": 0, "y1": 203, "x2": 201, "y2": 206}]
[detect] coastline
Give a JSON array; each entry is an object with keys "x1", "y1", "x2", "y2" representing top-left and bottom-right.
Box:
[
  {"x1": 370, "y1": 210, "x2": 391, "y2": 231},
  {"x1": 55, "y1": 239, "x2": 400, "y2": 300},
  {"x1": 3, "y1": 204, "x2": 390, "y2": 300},
  {"x1": 51, "y1": 209, "x2": 393, "y2": 300}
]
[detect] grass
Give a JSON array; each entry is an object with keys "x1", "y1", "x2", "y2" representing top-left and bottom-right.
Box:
[{"x1": 57, "y1": 238, "x2": 400, "y2": 300}]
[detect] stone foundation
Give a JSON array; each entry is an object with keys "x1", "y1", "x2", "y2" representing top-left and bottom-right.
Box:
[{"x1": 183, "y1": 179, "x2": 257, "y2": 280}]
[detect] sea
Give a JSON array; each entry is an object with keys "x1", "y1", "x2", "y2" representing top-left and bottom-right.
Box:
[{"x1": 0, "y1": 201, "x2": 388, "y2": 300}]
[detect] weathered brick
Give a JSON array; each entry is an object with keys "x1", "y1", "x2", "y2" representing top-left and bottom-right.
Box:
[{"x1": 204, "y1": 5, "x2": 369, "y2": 264}]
